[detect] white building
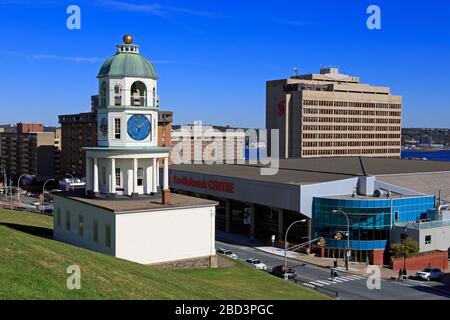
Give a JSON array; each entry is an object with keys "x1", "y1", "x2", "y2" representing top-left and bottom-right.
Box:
[{"x1": 53, "y1": 35, "x2": 218, "y2": 267}]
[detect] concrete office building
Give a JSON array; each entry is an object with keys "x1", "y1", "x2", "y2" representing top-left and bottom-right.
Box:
[
  {"x1": 171, "y1": 157, "x2": 450, "y2": 265},
  {"x1": 0, "y1": 123, "x2": 60, "y2": 179},
  {"x1": 266, "y1": 68, "x2": 402, "y2": 158}
]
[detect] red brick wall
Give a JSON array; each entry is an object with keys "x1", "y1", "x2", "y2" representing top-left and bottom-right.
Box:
[
  {"x1": 372, "y1": 250, "x2": 385, "y2": 265},
  {"x1": 17, "y1": 123, "x2": 43, "y2": 133},
  {"x1": 391, "y1": 251, "x2": 448, "y2": 271}
]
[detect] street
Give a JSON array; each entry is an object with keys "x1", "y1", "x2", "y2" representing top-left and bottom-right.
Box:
[
  {"x1": 216, "y1": 240, "x2": 450, "y2": 300},
  {"x1": 1, "y1": 194, "x2": 54, "y2": 213}
]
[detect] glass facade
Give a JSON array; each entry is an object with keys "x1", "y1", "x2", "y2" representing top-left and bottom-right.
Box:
[{"x1": 313, "y1": 195, "x2": 435, "y2": 250}]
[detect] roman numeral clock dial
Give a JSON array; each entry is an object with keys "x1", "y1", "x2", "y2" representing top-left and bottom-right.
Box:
[{"x1": 127, "y1": 114, "x2": 151, "y2": 141}]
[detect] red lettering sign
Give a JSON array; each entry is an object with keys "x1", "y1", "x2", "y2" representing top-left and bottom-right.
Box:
[{"x1": 171, "y1": 175, "x2": 235, "y2": 194}]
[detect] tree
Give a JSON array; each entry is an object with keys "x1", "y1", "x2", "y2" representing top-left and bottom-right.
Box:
[{"x1": 390, "y1": 238, "x2": 419, "y2": 259}]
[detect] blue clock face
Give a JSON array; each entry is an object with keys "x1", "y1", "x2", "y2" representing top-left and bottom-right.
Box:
[{"x1": 127, "y1": 114, "x2": 151, "y2": 141}]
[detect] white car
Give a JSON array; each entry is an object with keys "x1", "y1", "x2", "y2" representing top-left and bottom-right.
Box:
[
  {"x1": 415, "y1": 268, "x2": 444, "y2": 281},
  {"x1": 245, "y1": 258, "x2": 268, "y2": 271},
  {"x1": 32, "y1": 201, "x2": 41, "y2": 206},
  {"x1": 216, "y1": 248, "x2": 238, "y2": 260}
]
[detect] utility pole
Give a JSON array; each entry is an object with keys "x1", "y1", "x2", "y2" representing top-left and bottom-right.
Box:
[{"x1": 10, "y1": 179, "x2": 13, "y2": 210}]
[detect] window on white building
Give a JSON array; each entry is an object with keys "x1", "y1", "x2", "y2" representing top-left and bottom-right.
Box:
[
  {"x1": 425, "y1": 235, "x2": 432, "y2": 244},
  {"x1": 66, "y1": 210, "x2": 71, "y2": 231},
  {"x1": 115, "y1": 168, "x2": 121, "y2": 187},
  {"x1": 78, "y1": 215, "x2": 84, "y2": 236},
  {"x1": 114, "y1": 118, "x2": 121, "y2": 139},
  {"x1": 114, "y1": 84, "x2": 122, "y2": 106},
  {"x1": 105, "y1": 224, "x2": 111, "y2": 248},
  {"x1": 93, "y1": 220, "x2": 98, "y2": 243},
  {"x1": 56, "y1": 208, "x2": 61, "y2": 227},
  {"x1": 137, "y1": 168, "x2": 144, "y2": 186}
]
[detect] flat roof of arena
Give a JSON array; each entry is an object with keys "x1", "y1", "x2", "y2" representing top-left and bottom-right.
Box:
[{"x1": 171, "y1": 157, "x2": 450, "y2": 186}]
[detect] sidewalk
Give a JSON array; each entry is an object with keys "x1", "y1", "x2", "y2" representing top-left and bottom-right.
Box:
[{"x1": 216, "y1": 231, "x2": 399, "y2": 279}]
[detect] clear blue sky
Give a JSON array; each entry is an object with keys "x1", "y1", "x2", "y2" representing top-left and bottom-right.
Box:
[{"x1": 0, "y1": 0, "x2": 449, "y2": 128}]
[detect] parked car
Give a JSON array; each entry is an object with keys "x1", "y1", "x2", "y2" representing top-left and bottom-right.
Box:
[
  {"x1": 271, "y1": 265, "x2": 297, "y2": 279},
  {"x1": 216, "y1": 248, "x2": 238, "y2": 260},
  {"x1": 32, "y1": 201, "x2": 40, "y2": 206},
  {"x1": 16, "y1": 206, "x2": 27, "y2": 211},
  {"x1": 245, "y1": 258, "x2": 268, "y2": 271},
  {"x1": 43, "y1": 208, "x2": 54, "y2": 215},
  {"x1": 415, "y1": 268, "x2": 444, "y2": 281}
]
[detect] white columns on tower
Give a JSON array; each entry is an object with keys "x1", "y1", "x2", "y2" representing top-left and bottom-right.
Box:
[
  {"x1": 133, "y1": 158, "x2": 138, "y2": 195},
  {"x1": 111, "y1": 158, "x2": 116, "y2": 194},
  {"x1": 152, "y1": 158, "x2": 157, "y2": 193},
  {"x1": 93, "y1": 157, "x2": 99, "y2": 194},
  {"x1": 163, "y1": 157, "x2": 169, "y2": 190},
  {"x1": 156, "y1": 160, "x2": 160, "y2": 188}
]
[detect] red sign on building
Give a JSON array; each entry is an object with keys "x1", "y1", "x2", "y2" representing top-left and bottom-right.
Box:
[{"x1": 171, "y1": 175, "x2": 235, "y2": 194}]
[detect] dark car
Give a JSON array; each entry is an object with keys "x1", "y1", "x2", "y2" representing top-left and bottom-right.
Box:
[
  {"x1": 271, "y1": 265, "x2": 296, "y2": 279},
  {"x1": 43, "y1": 208, "x2": 54, "y2": 215}
]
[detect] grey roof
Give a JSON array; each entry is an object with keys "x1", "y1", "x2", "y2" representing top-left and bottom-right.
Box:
[
  {"x1": 171, "y1": 157, "x2": 450, "y2": 186},
  {"x1": 377, "y1": 172, "x2": 450, "y2": 202},
  {"x1": 54, "y1": 192, "x2": 217, "y2": 214}
]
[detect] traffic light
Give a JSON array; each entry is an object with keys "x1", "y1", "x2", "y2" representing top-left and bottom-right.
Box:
[{"x1": 317, "y1": 237, "x2": 326, "y2": 247}]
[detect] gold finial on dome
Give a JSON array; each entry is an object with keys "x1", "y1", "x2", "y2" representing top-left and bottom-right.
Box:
[{"x1": 123, "y1": 34, "x2": 133, "y2": 44}]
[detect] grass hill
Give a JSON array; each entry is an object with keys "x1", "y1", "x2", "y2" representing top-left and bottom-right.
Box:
[{"x1": 0, "y1": 209, "x2": 328, "y2": 300}]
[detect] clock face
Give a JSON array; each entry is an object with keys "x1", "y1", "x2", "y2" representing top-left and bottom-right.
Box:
[{"x1": 127, "y1": 114, "x2": 151, "y2": 141}]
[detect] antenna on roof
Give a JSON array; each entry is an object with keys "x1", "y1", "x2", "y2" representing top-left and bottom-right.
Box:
[{"x1": 293, "y1": 67, "x2": 299, "y2": 76}]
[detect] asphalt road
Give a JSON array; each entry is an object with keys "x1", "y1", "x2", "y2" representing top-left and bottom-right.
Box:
[
  {"x1": 1, "y1": 195, "x2": 54, "y2": 212},
  {"x1": 216, "y1": 240, "x2": 450, "y2": 300}
]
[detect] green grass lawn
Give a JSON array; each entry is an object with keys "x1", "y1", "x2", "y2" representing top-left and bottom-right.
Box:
[{"x1": 0, "y1": 209, "x2": 329, "y2": 300}]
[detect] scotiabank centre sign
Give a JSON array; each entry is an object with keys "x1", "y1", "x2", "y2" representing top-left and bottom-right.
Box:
[{"x1": 171, "y1": 175, "x2": 235, "y2": 194}]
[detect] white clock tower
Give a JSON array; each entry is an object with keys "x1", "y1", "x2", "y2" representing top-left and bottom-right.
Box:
[{"x1": 85, "y1": 35, "x2": 171, "y2": 202}]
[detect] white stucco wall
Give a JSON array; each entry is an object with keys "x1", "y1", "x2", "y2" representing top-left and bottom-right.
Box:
[
  {"x1": 115, "y1": 206, "x2": 216, "y2": 264},
  {"x1": 299, "y1": 177, "x2": 360, "y2": 218},
  {"x1": 53, "y1": 195, "x2": 116, "y2": 256},
  {"x1": 54, "y1": 195, "x2": 216, "y2": 265}
]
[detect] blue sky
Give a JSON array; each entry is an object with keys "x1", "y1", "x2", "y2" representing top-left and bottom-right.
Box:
[{"x1": 0, "y1": 0, "x2": 449, "y2": 128}]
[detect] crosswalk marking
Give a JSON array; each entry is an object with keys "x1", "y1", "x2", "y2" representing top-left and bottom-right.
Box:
[
  {"x1": 315, "y1": 280, "x2": 334, "y2": 285},
  {"x1": 307, "y1": 275, "x2": 366, "y2": 287},
  {"x1": 309, "y1": 281, "x2": 324, "y2": 287}
]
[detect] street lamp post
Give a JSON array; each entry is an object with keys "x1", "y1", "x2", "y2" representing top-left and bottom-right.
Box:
[
  {"x1": 332, "y1": 209, "x2": 350, "y2": 271},
  {"x1": 9, "y1": 179, "x2": 13, "y2": 210},
  {"x1": 284, "y1": 219, "x2": 307, "y2": 280},
  {"x1": 41, "y1": 179, "x2": 55, "y2": 212},
  {"x1": 17, "y1": 173, "x2": 29, "y2": 206},
  {"x1": 403, "y1": 227, "x2": 408, "y2": 274},
  {"x1": 1, "y1": 166, "x2": 7, "y2": 205}
]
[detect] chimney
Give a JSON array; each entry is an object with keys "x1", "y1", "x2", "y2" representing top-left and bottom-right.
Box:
[{"x1": 162, "y1": 189, "x2": 171, "y2": 205}]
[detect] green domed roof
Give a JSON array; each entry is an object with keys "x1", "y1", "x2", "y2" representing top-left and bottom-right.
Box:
[{"x1": 97, "y1": 49, "x2": 158, "y2": 80}]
